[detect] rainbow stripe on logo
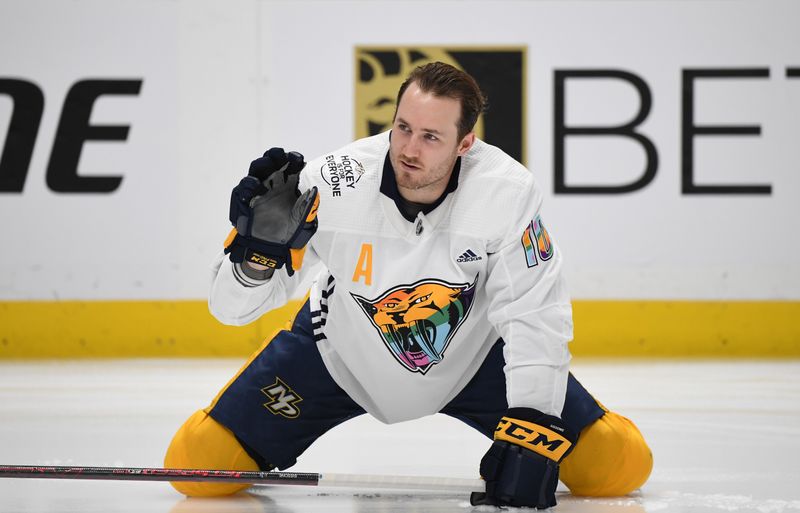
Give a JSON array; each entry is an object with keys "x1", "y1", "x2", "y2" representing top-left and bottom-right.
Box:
[
  {"x1": 532, "y1": 216, "x2": 553, "y2": 261},
  {"x1": 521, "y1": 225, "x2": 538, "y2": 267}
]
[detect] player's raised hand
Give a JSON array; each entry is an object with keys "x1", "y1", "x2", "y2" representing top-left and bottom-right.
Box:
[
  {"x1": 224, "y1": 147, "x2": 319, "y2": 277},
  {"x1": 470, "y1": 408, "x2": 576, "y2": 509}
]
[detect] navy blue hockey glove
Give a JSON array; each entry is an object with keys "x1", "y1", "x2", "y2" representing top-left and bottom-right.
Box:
[
  {"x1": 471, "y1": 408, "x2": 577, "y2": 509},
  {"x1": 224, "y1": 147, "x2": 319, "y2": 276}
]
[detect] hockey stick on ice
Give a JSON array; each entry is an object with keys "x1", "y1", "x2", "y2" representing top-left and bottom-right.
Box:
[{"x1": 0, "y1": 465, "x2": 485, "y2": 493}]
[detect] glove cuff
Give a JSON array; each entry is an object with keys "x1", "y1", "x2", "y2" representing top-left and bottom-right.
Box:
[
  {"x1": 494, "y1": 407, "x2": 576, "y2": 463},
  {"x1": 238, "y1": 262, "x2": 275, "y2": 282}
]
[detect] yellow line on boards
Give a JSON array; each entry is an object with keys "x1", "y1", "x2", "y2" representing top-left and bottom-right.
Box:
[
  {"x1": 0, "y1": 300, "x2": 798, "y2": 358},
  {"x1": 571, "y1": 300, "x2": 800, "y2": 357},
  {"x1": 0, "y1": 300, "x2": 305, "y2": 359}
]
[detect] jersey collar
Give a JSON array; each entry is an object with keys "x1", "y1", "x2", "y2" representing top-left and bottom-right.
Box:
[{"x1": 379, "y1": 150, "x2": 462, "y2": 222}]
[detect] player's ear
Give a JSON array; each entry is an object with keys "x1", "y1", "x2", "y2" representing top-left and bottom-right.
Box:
[{"x1": 457, "y1": 132, "x2": 476, "y2": 156}]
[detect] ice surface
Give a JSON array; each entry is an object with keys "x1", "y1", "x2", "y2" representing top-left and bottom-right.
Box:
[{"x1": 1, "y1": 359, "x2": 798, "y2": 513}]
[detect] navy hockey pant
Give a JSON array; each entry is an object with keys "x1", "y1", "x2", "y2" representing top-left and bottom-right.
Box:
[{"x1": 208, "y1": 300, "x2": 604, "y2": 470}]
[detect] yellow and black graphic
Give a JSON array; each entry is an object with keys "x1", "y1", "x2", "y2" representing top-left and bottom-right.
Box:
[
  {"x1": 248, "y1": 252, "x2": 279, "y2": 269},
  {"x1": 494, "y1": 416, "x2": 573, "y2": 462},
  {"x1": 261, "y1": 377, "x2": 303, "y2": 419},
  {"x1": 355, "y1": 47, "x2": 526, "y2": 163}
]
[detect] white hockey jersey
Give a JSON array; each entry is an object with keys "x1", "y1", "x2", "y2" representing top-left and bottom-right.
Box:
[{"x1": 209, "y1": 132, "x2": 573, "y2": 424}]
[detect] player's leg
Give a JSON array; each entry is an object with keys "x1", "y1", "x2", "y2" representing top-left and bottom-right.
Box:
[
  {"x1": 558, "y1": 399, "x2": 653, "y2": 496},
  {"x1": 164, "y1": 300, "x2": 366, "y2": 496},
  {"x1": 552, "y1": 372, "x2": 652, "y2": 496},
  {"x1": 164, "y1": 407, "x2": 260, "y2": 497},
  {"x1": 440, "y1": 339, "x2": 652, "y2": 496}
]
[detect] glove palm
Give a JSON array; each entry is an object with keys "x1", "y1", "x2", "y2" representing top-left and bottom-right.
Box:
[{"x1": 225, "y1": 147, "x2": 319, "y2": 276}]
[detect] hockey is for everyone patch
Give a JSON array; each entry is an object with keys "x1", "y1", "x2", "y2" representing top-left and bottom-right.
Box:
[
  {"x1": 351, "y1": 277, "x2": 477, "y2": 374},
  {"x1": 319, "y1": 154, "x2": 365, "y2": 198}
]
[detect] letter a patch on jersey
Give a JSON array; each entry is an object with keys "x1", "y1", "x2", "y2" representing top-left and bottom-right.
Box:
[
  {"x1": 261, "y1": 377, "x2": 303, "y2": 419},
  {"x1": 521, "y1": 215, "x2": 553, "y2": 268},
  {"x1": 352, "y1": 243, "x2": 373, "y2": 285},
  {"x1": 351, "y1": 276, "x2": 477, "y2": 375}
]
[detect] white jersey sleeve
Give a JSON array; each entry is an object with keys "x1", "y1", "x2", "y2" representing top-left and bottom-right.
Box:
[
  {"x1": 483, "y1": 174, "x2": 572, "y2": 416},
  {"x1": 207, "y1": 247, "x2": 321, "y2": 326}
]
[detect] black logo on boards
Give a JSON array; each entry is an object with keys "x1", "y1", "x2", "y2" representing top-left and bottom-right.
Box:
[
  {"x1": 319, "y1": 154, "x2": 365, "y2": 198},
  {"x1": 0, "y1": 79, "x2": 142, "y2": 193},
  {"x1": 355, "y1": 47, "x2": 526, "y2": 164}
]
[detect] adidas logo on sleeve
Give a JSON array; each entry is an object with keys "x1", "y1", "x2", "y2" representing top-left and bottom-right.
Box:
[{"x1": 456, "y1": 249, "x2": 482, "y2": 262}]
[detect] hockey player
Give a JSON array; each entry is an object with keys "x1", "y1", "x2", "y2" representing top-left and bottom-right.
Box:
[{"x1": 165, "y1": 62, "x2": 652, "y2": 509}]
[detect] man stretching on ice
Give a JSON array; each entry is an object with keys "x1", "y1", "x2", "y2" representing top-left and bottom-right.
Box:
[{"x1": 165, "y1": 62, "x2": 652, "y2": 509}]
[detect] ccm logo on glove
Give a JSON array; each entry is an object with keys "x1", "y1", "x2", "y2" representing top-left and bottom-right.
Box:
[
  {"x1": 471, "y1": 408, "x2": 577, "y2": 509},
  {"x1": 495, "y1": 416, "x2": 573, "y2": 462}
]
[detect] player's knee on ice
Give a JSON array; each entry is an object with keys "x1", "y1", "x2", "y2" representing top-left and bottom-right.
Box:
[
  {"x1": 164, "y1": 409, "x2": 260, "y2": 497},
  {"x1": 560, "y1": 410, "x2": 653, "y2": 496}
]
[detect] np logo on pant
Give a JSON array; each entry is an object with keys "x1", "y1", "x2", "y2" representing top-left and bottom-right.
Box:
[{"x1": 261, "y1": 377, "x2": 303, "y2": 419}]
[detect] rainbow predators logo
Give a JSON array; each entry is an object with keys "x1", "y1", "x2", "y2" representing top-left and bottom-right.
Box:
[
  {"x1": 351, "y1": 277, "x2": 477, "y2": 374},
  {"x1": 521, "y1": 215, "x2": 554, "y2": 268}
]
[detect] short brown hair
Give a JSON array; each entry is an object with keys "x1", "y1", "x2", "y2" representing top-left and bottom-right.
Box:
[{"x1": 395, "y1": 62, "x2": 488, "y2": 141}]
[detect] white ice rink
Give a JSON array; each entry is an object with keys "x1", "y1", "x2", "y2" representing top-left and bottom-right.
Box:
[{"x1": 1, "y1": 358, "x2": 798, "y2": 513}]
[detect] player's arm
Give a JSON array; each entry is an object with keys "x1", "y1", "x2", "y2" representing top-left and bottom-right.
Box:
[
  {"x1": 208, "y1": 148, "x2": 321, "y2": 326},
  {"x1": 473, "y1": 178, "x2": 574, "y2": 509},
  {"x1": 485, "y1": 178, "x2": 572, "y2": 415}
]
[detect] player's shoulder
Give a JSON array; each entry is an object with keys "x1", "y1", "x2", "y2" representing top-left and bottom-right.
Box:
[
  {"x1": 460, "y1": 138, "x2": 534, "y2": 188},
  {"x1": 301, "y1": 132, "x2": 388, "y2": 194},
  {"x1": 457, "y1": 138, "x2": 541, "y2": 208},
  {"x1": 323, "y1": 131, "x2": 390, "y2": 166},
  {"x1": 446, "y1": 139, "x2": 543, "y2": 242}
]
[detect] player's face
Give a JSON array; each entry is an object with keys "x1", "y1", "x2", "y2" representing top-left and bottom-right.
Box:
[{"x1": 390, "y1": 82, "x2": 475, "y2": 203}]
